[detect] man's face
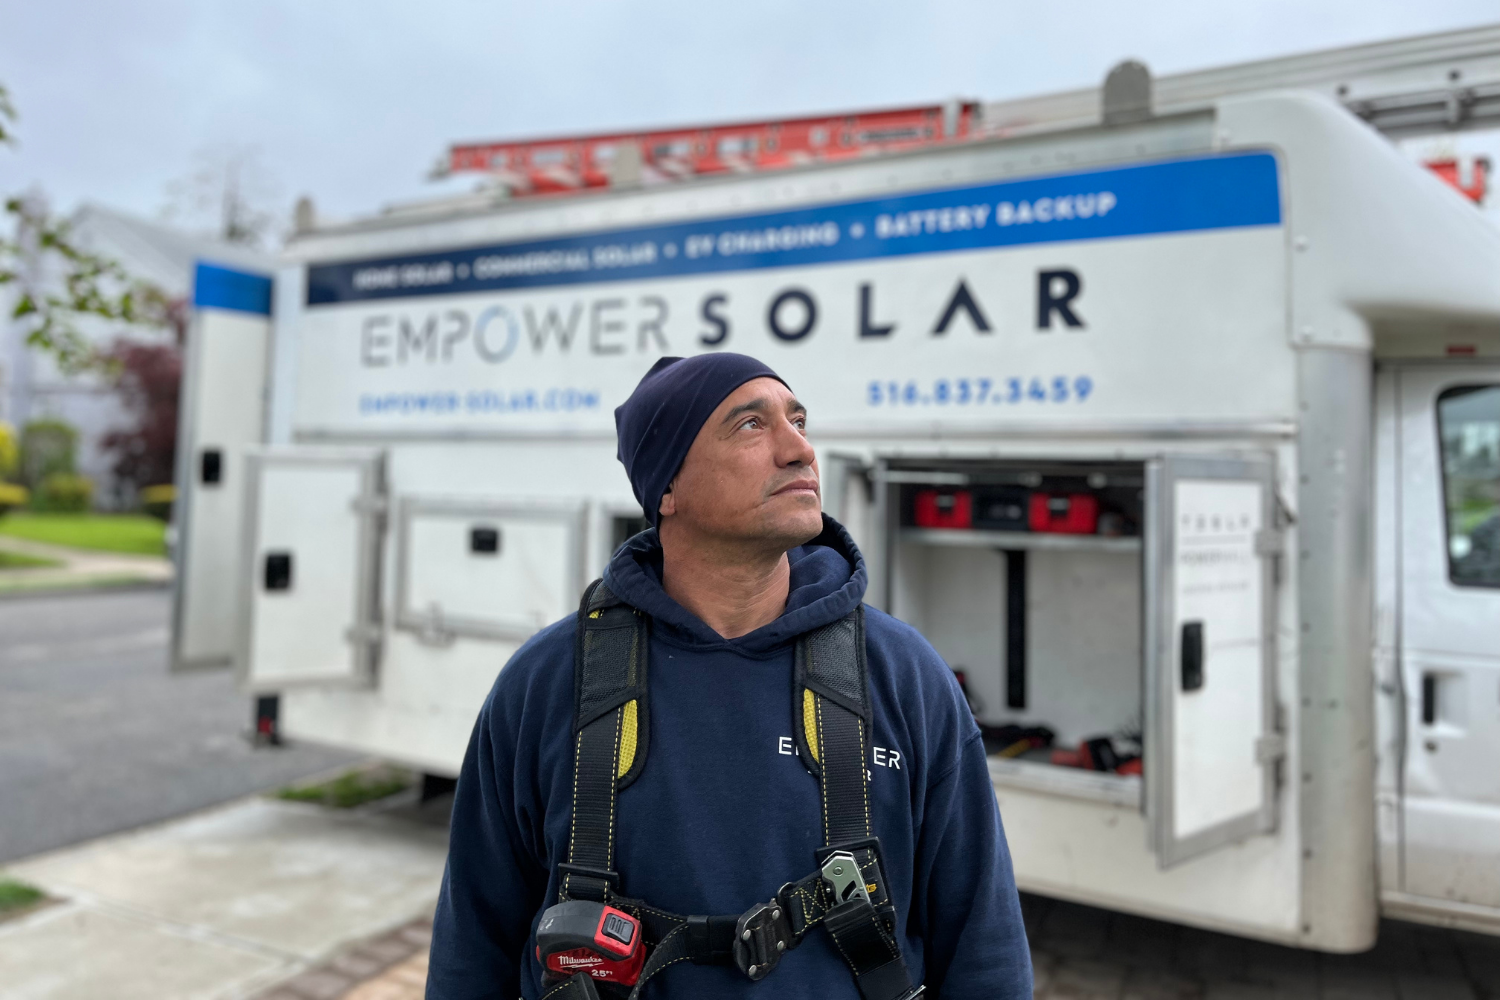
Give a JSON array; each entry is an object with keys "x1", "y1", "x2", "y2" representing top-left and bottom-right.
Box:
[{"x1": 658, "y1": 377, "x2": 822, "y2": 551}]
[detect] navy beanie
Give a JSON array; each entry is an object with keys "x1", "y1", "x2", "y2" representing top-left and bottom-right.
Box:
[{"x1": 615, "y1": 353, "x2": 788, "y2": 526}]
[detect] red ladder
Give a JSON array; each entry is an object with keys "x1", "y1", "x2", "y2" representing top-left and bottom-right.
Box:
[{"x1": 437, "y1": 101, "x2": 979, "y2": 197}]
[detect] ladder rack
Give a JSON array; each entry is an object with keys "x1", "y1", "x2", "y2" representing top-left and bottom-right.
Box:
[{"x1": 430, "y1": 23, "x2": 1500, "y2": 203}]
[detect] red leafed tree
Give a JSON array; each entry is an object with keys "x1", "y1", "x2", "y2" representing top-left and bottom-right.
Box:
[{"x1": 100, "y1": 300, "x2": 187, "y2": 502}]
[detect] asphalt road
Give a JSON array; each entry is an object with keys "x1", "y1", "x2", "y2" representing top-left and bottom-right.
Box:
[{"x1": 0, "y1": 586, "x2": 356, "y2": 863}]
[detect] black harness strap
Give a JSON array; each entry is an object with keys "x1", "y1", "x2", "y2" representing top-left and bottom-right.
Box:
[
  {"x1": 561, "y1": 580, "x2": 649, "y2": 904},
  {"x1": 796, "y1": 607, "x2": 917, "y2": 1000},
  {"x1": 553, "y1": 585, "x2": 919, "y2": 1000},
  {"x1": 540, "y1": 972, "x2": 603, "y2": 1000},
  {"x1": 800, "y1": 611, "x2": 874, "y2": 847}
]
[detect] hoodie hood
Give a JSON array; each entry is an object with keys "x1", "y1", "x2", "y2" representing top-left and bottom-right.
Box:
[{"x1": 602, "y1": 514, "x2": 867, "y2": 656}]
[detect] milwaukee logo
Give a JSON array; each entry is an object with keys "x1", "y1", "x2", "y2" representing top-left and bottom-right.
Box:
[{"x1": 554, "y1": 952, "x2": 604, "y2": 968}]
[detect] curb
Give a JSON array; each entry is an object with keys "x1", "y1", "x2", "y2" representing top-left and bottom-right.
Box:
[
  {"x1": 0, "y1": 761, "x2": 382, "y2": 872},
  {"x1": 0, "y1": 577, "x2": 172, "y2": 601}
]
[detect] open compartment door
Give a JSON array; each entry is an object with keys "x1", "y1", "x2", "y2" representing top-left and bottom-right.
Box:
[
  {"x1": 172, "y1": 264, "x2": 273, "y2": 671},
  {"x1": 393, "y1": 497, "x2": 586, "y2": 644},
  {"x1": 237, "y1": 449, "x2": 385, "y2": 690},
  {"x1": 1145, "y1": 454, "x2": 1281, "y2": 868}
]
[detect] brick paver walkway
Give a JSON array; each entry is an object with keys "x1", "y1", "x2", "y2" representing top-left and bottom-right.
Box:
[
  {"x1": 257, "y1": 918, "x2": 432, "y2": 1000},
  {"x1": 342, "y1": 952, "x2": 429, "y2": 1000},
  {"x1": 1024, "y1": 894, "x2": 1500, "y2": 999}
]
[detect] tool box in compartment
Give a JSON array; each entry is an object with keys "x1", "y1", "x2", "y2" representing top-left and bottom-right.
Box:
[
  {"x1": 1028, "y1": 492, "x2": 1099, "y2": 534},
  {"x1": 891, "y1": 461, "x2": 1146, "y2": 798},
  {"x1": 913, "y1": 488, "x2": 973, "y2": 529},
  {"x1": 972, "y1": 486, "x2": 1031, "y2": 531}
]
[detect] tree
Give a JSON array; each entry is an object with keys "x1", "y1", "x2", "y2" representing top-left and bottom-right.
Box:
[
  {"x1": 0, "y1": 82, "x2": 170, "y2": 372},
  {"x1": 161, "y1": 143, "x2": 283, "y2": 250},
  {"x1": 99, "y1": 302, "x2": 187, "y2": 502},
  {"x1": 18, "y1": 418, "x2": 77, "y2": 487},
  {"x1": 0, "y1": 85, "x2": 14, "y2": 146}
]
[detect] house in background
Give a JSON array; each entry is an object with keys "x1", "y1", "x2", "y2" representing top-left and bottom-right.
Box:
[{"x1": 0, "y1": 203, "x2": 271, "y2": 508}]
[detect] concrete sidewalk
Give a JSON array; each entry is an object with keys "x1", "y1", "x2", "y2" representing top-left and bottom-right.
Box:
[
  {"x1": 0, "y1": 794, "x2": 448, "y2": 1000},
  {"x1": 0, "y1": 534, "x2": 172, "y2": 594}
]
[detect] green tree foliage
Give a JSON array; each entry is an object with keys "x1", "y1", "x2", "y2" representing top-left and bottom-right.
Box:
[
  {"x1": 0, "y1": 420, "x2": 23, "y2": 515},
  {"x1": 0, "y1": 84, "x2": 15, "y2": 147},
  {"x1": 0, "y1": 82, "x2": 169, "y2": 372},
  {"x1": 19, "y1": 419, "x2": 77, "y2": 487},
  {"x1": 0, "y1": 421, "x2": 17, "y2": 479},
  {"x1": 33, "y1": 472, "x2": 93, "y2": 513}
]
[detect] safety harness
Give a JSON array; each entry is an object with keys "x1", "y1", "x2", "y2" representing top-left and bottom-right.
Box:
[{"x1": 539, "y1": 578, "x2": 922, "y2": 1000}]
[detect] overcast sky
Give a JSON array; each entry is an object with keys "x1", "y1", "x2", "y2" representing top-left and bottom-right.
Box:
[{"x1": 1, "y1": 0, "x2": 1496, "y2": 239}]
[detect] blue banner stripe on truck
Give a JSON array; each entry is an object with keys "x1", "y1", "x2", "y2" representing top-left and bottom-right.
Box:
[
  {"x1": 194, "y1": 262, "x2": 274, "y2": 315},
  {"x1": 306, "y1": 151, "x2": 1280, "y2": 306}
]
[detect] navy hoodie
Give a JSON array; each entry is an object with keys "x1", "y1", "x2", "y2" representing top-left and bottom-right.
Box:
[{"x1": 427, "y1": 518, "x2": 1032, "y2": 999}]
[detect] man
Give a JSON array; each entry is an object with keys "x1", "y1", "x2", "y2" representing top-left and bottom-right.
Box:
[{"x1": 428, "y1": 353, "x2": 1032, "y2": 999}]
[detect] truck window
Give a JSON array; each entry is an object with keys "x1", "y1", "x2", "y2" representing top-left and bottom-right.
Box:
[{"x1": 1437, "y1": 384, "x2": 1500, "y2": 588}]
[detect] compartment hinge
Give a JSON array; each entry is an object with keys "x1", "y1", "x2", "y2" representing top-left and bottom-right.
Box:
[
  {"x1": 344, "y1": 623, "x2": 383, "y2": 647},
  {"x1": 414, "y1": 605, "x2": 457, "y2": 648},
  {"x1": 1256, "y1": 528, "x2": 1286, "y2": 586},
  {"x1": 1255, "y1": 733, "x2": 1287, "y2": 764},
  {"x1": 1254, "y1": 528, "x2": 1284, "y2": 556},
  {"x1": 351, "y1": 496, "x2": 389, "y2": 516}
]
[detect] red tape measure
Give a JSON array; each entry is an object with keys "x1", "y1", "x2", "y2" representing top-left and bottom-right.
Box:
[{"x1": 536, "y1": 900, "x2": 646, "y2": 985}]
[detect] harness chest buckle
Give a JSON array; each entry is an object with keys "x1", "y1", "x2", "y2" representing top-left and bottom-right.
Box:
[{"x1": 732, "y1": 900, "x2": 795, "y2": 981}]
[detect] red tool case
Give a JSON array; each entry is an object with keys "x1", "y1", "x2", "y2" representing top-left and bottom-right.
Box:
[
  {"x1": 914, "y1": 489, "x2": 973, "y2": 529},
  {"x1": 1028, "y1": 493, "x2": 1099, "y2": 534}
]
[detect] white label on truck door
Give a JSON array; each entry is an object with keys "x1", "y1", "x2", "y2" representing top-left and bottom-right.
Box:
[
  {"x1": 1171, "y1": 479, "x2": 1265, "y2": 839},
  {"x1": 1145, "y1": 454, "x2": 1278, "y2": 870}
]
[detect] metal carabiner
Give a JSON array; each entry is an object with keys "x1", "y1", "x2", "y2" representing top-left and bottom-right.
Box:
[{"x1": 820, "y1": 850, "x2": 871, "y2": 905}]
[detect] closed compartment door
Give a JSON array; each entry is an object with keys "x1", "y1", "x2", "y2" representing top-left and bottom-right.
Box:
[
  {"x1": 1397, "y1": 369, "x2": 1500, "y2": 911},
  {"x1": 394, "y1": 498, "x2": 585, "y2": 643},
  {"x1": 1145, "y1": 454, "x2": 1282, "y2": 868},
  {"x1": 239, "y1": 449, "x2": 385, "y2": 689}
]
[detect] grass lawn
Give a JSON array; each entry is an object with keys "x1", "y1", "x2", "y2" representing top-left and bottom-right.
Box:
[
  {"x1": 277, "y1": 766, "x2": 414, "y2": 809},
  {"x1": 0, "y1": 513, "x2": 166, "y2": 556},
  {"x1": 0, "y1": 550, "x2": 62, "y2": 569},
  {"x1": 0, "y1": 878, "x2": 44, "y2": 915}
]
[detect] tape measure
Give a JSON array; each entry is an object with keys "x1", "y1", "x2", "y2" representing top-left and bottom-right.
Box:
[{"x1": 536, "y1": 900, "x2": 646, "y2": 985}]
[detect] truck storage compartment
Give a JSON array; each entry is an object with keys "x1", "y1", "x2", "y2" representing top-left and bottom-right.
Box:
[
  {"x1": 887, "y1": 460, "x2": 1146, "y2": 803},
  {"x1": 393, "y1": 496, "x2": 587, "y2": 644}
]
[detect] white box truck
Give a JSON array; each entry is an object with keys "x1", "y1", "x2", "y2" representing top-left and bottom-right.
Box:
[{"x1": 171, "y1": 47, "x2": 1500, "y2": 952}]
